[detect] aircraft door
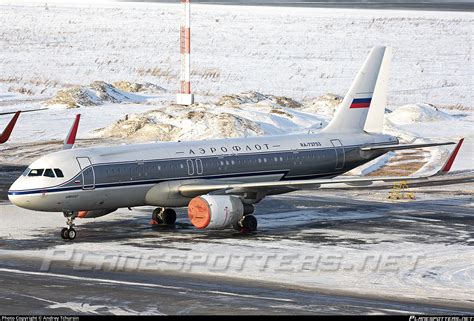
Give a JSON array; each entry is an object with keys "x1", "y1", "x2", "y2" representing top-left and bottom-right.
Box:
[
  {"x1": 186, "y1": 159, "x2": 194, "y2": 175},
  {"x1": 196, "y1": 159, "x2": 203, "y2": 175},
  {"x1": 76, "y1": 157, "x2": 95, "y2": 190},
  {"x1": 330, "y1": 139, "x2": 345, "y2": 170}
]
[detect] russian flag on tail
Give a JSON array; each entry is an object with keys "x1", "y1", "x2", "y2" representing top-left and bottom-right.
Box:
[{"x1": 350, "y1": 98, "x2": 372, "y2": 109}]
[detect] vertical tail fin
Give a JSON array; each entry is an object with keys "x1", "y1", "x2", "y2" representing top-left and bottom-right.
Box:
[
  {"x1": 63, "y1": 114, "x2": 81, "y2": 150},
  {"x1": 364, "y1": 47, "x2": 392, "y2": 133},
  {"x1": 323, "y1": 46, "x2": 391, "y2": 133},
  {"x1": 0, "y1": 111, "x2": 21, "y2": 144}
]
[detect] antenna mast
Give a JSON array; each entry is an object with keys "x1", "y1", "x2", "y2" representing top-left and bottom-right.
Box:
[{"x1": 177, "y1": 0, "x2": 194, "y2": 105}]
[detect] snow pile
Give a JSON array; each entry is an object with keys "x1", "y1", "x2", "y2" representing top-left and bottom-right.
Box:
[
  {"x1": 301, "y1": 93, "x2": 342, "y2": 117},
  {"x1": 93, "y1": 92, "x2": 332, "y2": 142},
  {"x1": 387, "y1": 103, "x2": 454, "y2": 125},
  {"x1": 113, "y1": 81, "x2": 166, "y2": 94},
  {"x1": 45, "y1": 81, "x2": 148, "y2": 108},
  {"x1": 96, "y1": 104, "x2": 264, "y2": 141},
  {"x1": 217, "y1": 91, "x2": 302, "y2": 109}
]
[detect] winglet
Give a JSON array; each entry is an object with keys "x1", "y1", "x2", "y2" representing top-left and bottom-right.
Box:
[
  {"x1": 63, "y1": 114, "x2": 81, "y2": 150},
  {"x1": 0, "y1": 111, "x2": 21, "y2": 144},
  {"x1": 438, "y1": 138, "x2": 464, "y2": 174}
]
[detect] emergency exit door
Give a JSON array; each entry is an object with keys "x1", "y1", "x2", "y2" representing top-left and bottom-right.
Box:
[{"x1": 330, "y1": 139, "x2": 345, "y2": 170}]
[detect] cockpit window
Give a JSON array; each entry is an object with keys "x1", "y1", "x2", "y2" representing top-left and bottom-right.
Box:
[
  {"x1": 28, "y1": 169, "x2": 44, "y2": 177},
  {"x1": 44, "y1": 169, "x2": 55, "y2": 178},
  {"x1": 25, "y1": 168, "x2": 65, "y2": 178},
  {"x1": 54, "y1": 169, "x2": 64, "y2": 178}
]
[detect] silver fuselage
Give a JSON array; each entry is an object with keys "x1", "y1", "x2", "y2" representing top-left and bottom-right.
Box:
[{"x1": 8, "y1": 131, "x2": 396, "y2": 212}]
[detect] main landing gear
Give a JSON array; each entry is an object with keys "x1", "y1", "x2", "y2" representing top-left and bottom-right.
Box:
[
  {"x1": 61, "y1": 211, "x2": 77, "y2": 240},
  {"x1": 233, "y1": 214, "x2": 258, "y2": 233},
  {"x1": 151, "y1": 208, "x2": 177, "y2": 225}
]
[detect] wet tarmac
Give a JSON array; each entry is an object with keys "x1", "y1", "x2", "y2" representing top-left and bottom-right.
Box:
[
  {"x1": 1, "y1": 257, "x2": 473, "y2": 315},
  {"x1": 0, "y1": 166, "x2": 473, "y2": 315}
]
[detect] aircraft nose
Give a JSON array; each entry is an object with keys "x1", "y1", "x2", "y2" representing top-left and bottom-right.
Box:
[
  {"x1": 9, "y1": 175, "x2": 22, "y2": 193},
  {"x1": 8, "y1": 178, "x2": 26, "y2": 207},
  {"x1": 8, "y1": 192, "x2": 19, "y2": 206}
]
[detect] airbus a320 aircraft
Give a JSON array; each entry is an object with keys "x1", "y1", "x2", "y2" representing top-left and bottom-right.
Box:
[{"x1": 8, "y1": 47, "x2": 462, "y2": 240}]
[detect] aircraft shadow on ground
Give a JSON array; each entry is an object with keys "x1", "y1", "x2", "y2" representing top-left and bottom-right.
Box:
[{"x1": 1, "y1": 196, "x2": 472, "y2": 251}]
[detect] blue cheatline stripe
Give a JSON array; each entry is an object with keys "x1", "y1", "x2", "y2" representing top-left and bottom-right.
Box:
[
  {"x1": 7, "y1": 170, "x2": 345, "y2": 197},
  {"x1": 8, "y1": 170, "x2": 288, "y2": 196}
]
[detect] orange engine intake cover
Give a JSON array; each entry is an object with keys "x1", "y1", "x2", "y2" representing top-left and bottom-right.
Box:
[
  {"x1": 187, "y1": 197, "x2": 211, "y2": 229},
  {"x1": 77, "y1": 211, "x2": 89, "y2": 218}
]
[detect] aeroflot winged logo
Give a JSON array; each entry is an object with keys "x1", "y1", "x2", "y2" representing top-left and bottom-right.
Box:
[{"x1": 350, "y1": 98, "x2": 372, "y2": 109}]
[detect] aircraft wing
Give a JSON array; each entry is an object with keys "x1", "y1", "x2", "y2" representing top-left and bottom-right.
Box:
[
  {"x1": 360, "y1": 141, "x2": 454, "y2": 152},
  {"x1": 179, "y1": 138, "x2": 465, "y2": 198},
  {"x1": 0, "y1": 108, "x2": 47, "y2": 116},
  {"x1": 179, "y1": 175, "x2": 431, "y2": 198}
]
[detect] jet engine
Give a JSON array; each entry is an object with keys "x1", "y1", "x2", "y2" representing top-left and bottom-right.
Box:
[
  {"x1": 77, "y1": 208, "x2": 117, "y2": 218},
  {"x1": 187, "y1": 195, "x2": 254, "y2": 229}
]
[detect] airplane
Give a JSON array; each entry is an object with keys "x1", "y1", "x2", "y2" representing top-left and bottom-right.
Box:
[
  {"x1": 63, "y1": 114, "x2": 81, "y2": 150},
  {"x1": 1, "y1": 108, "x2": 50, "y2": 144},
  {"x1": 8, "y1": 46, "x2": 463, "y2": 240},
  {"x1": 0, "y1": 108, "x2": 47, "y2": 116},
  {"x1": 0, "y1": 111, "x2": 21, "y2": 144}
]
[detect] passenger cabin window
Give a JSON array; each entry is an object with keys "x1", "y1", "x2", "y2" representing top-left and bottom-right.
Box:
[
  {"x1": 44, "y1": 169, "x2": 55, "y2": 178},
  {"x1": 22, "y1": 168, "x2": 30, "y2": 176},
  {"x1": 28, "y1": 169, "x2": 44, "y2": 177},
  {"x1": 54, "y1": 169, "x2": 64, "y2": 177}
]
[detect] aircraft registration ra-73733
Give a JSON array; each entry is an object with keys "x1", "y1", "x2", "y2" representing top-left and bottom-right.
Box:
[{"x1": 8, "y1": 46, "x2": 464, "y2": 240}]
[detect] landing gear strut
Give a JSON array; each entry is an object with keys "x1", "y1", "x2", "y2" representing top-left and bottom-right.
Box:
[
  {"x1": 233, "y1": 214, "x2": 258, "y2": 233},
  {"x1": 152, "y1": 208, "x2": 177, "y2": 225},
  {"x1": 61, "y1": 211, "x2": 77, "y2": 240}
]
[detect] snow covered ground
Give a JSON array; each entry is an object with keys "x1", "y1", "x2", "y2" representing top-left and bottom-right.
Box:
[
  {"x1": 0, "y1": 1, "x2": 472, "y2": 173},
  {"x1": 0, "y1": 0, "x2": 473, "y2": 311},
  {"x1": 1, "y1": 1, "x2": 472, "y2": 106}
]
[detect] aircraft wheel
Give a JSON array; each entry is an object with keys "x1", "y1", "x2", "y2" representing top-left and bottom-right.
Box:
[
  {"x1": 66, "y1": 228, "x2": 76, "y2": 240},
  {"x1": 241, "y1": 215, "x2": 257, "y2": 232},
  {"x1": 60, "y1": 228, "x2": 69, "y2": 240},
  {"x1": 152, "y1": 208, "x2": 164, "y2": 224},
  {"x1": 232, "y1": 221, "x2": 241, "y2": 231},
  {"x1": 161, "y1": 208, "x2": 177, "y2": 225}
]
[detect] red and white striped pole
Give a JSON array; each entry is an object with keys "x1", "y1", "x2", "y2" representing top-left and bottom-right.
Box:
[{"x1": 177, "y1": 0, "x2": 194, "y2": 105}]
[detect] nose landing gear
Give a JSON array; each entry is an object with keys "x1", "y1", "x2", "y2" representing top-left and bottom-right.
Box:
[{"x1": 61, "y1": 211, "x2": 77, "y2": 240}]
